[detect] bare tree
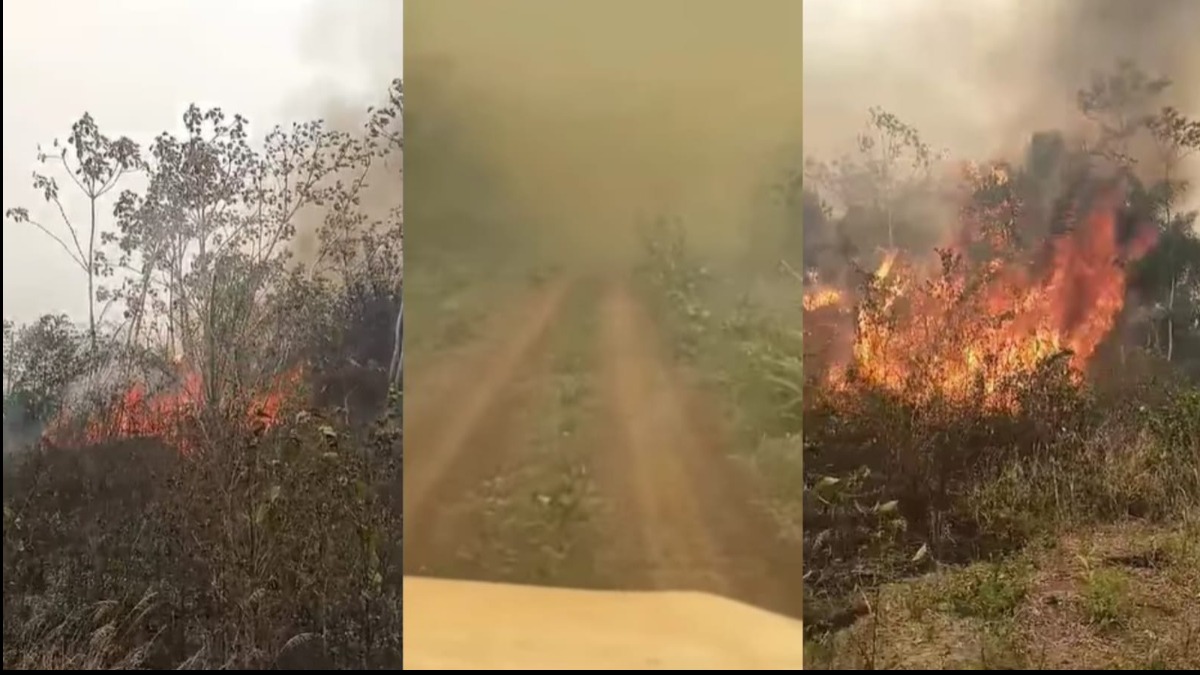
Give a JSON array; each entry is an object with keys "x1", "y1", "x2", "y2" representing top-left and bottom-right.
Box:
[{"x1": 5, "y1": 114, "x2": 142, "y2": 350}]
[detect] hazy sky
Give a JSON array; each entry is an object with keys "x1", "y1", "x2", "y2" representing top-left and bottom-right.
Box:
[
  {"x1": 2, "y1": 0, "x2": 401, "y2": 324},
  {"x1": 7, "y1": 0, "x2": 1192, "y2": 324},
  {"x1": 803, "y1": 0, "x2": 1199, "y2": 172}
]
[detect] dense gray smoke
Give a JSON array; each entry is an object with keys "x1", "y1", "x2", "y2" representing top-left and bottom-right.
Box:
[
  {"x1": 804, "y1": 0, "x2": 1199, "y2": 209},
  {"x1": 284, "y1": 0, "x2": 404, "y2": 264}
]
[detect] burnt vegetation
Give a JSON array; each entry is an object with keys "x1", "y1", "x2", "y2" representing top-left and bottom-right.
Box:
[
  {"x1": 639, "y1": 61, "x2": 1199, "y2": 668},
  {"x1": 3, "y1": 81, "x2": 403, "y2": 669}
]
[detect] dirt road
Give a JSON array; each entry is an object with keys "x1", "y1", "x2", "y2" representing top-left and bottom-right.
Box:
[
  {"x1": 403, "y1": 280, "x2": 569, "y2": 574},
  {"x1": 403, "y1": 277, "x2": 803, "y2": 619}
]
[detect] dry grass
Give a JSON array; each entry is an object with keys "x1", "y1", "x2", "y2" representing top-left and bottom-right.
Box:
[
  {"x1": 2, "y1": 395, "x2": 402, "y2": 670},
  {"x1": 807, "y1": 520, "x2": 1200, "y2": 670}
]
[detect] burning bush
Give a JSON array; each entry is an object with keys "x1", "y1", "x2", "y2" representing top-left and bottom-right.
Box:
[
  {"x1": 808, "y1": 186, "x2": 1156, "y2": 413},
  {"x1": 3, "y1": 80, "x2": 403, "y2": 669},
  {"x1": 795, "y1": 66, "x2": 1200, "y2": 638}
]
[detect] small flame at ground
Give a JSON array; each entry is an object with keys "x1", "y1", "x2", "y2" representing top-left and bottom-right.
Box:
[{"x1": 45, "y1": 366, "x2": 305, "y2": 453}]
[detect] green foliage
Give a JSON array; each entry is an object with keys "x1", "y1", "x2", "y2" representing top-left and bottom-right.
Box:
[
  {"x1": 637, "y1": 216, "x2": 711, "y2": 360},
  {"x1": 3, "y1": 315, "x2": 90, "y2": 428},
  {"x1": 947, "y1": 562, "x2": 1030, "y2": 621},
  {"x1": 1082, "y1": 567, "x2": 1130, "y2": 631}
]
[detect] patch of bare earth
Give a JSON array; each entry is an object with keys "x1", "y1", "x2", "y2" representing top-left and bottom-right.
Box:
[
  {"x1": 1016, "y1": 522, "x2": 1200, "y2": 669},
  {"x1": 403, "y1": 280, "x2": 571, "y2": 576}
]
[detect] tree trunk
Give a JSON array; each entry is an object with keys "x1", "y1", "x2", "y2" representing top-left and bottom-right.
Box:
[
  {"x1": 1166, "y1": 275, "x2": 1177, "y2": 362},
  {"x1": 87, "y1": 196, "x2": 98, "y2": 352},
  {"x1": 388, "y1": 301, "x2": 403, "y2": 388}
]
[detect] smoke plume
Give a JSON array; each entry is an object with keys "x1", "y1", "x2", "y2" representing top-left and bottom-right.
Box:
[{"x1": 804, "y1": 0, "x2": 1199, "y2": 211}]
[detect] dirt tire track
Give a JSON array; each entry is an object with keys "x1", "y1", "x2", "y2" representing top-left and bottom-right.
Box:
[
  {"x1": 404, "y1": 280, "x2": 571, "y2": 574},
  {"x1": 594, "y1": 282, "x2": 805, "y2": 618}
]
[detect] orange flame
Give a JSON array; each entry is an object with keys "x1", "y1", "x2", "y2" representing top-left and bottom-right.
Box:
[
  {"x1": 806, "y1": 192, "x2": 1155, "y2": 411},
  {"x1": 803, "y1": 286, "x2": 846, "y2": 312},
  {"x1": 46, "y1": 366, "x2": 305, "y2": 453}
]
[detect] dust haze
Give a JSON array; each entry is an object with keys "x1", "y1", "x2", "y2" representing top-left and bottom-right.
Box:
[
  {"x1": 804, "y1": 0, "x2": 1200, "y2": 212},
  {"x1": 404, "y1": 0, "x2": 804, "y2": 271}
]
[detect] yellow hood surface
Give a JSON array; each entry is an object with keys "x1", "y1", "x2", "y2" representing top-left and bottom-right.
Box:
[{"x1": 403, "y1": 576, "x2": 805, "y2": 670}]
